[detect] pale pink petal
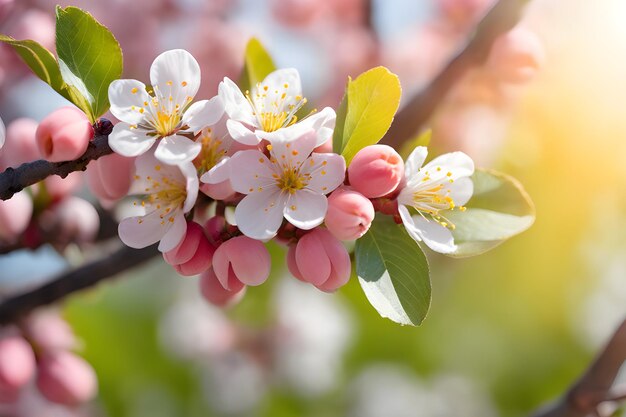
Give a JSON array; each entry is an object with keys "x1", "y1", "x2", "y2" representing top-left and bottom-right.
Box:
[
  {"x1": 303, "y1": 153, "x2": 345, "y2": 194},
  {"x1": 0, "y1": 116, "x2": 4, "y2": 150},
  {"x1": 284, "y1": 189, "x2": 327, "y2": 230},
  {"x1": 183, "y1": 96, "x2": 224, "y2": 132},
  {"x1": 219, "y1": 78, "x2": 256, "y2": 125},
  {"x1": 269, "y1": 130, "x2": 317, "y2": 168},
  {"x1": 295, "y1": 106, "x2": 336, "y2": 147},
  {"x1": 118, "y1": 210, "x2": 168, "y2": 249},
  {"x1": 227, "y1": 119, "x2": 259, "y2": 145},
  {"x1": 154, "y1": 135, "x2": 202, "y2": 165},
  {"x1": 261, "y1": 68, "x2": 302, "y2": 99},
  {"x1": 228, "y1": 150, "x2": 275, "y2": 194},
  {"x1": 150, "y1": 49, "x2": 201, "y2": 104},
  {"x1": 235, "y1": 190, "x2": 286, "y2": 240},
  {"x1": 404, "y1": 146, "x2": 428, "y2": 178},
  {"x1": 179, "y1": 161, "x2": 199, "y2": 213},
  {"x1": 109, "y1": 123, "x2": 155, "y2": 158},
  {"x1": 201, "y1": 157, "x2": 230, "y2": 184},
  {"x1": 108, "y1": 79, "x2": 151, "y2": 125},
  {"x1": 158, "y1": 211, "x2": 187, "y2": 252}
]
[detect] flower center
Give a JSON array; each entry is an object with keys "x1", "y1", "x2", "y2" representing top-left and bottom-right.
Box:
[
  {"x1": 246, "y1": 83, "x2": 308, "y2": 132},
  {"x1": 154, "y1": 110, "x2": 181, "y2": 137},
  {"x1": 194, "y1": 129, "x2": 227, "y2": 175},
  {"x1": 410, "y1": 172, "x2": 466, "y2": 230},
  {"x1": 276, "y1": 167, "x2": 307, "y2": 194}
]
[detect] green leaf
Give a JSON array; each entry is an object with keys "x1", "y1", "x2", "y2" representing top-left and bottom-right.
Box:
[
  {"x1": 446, "y1": 169, "x2": 535, "y2": 257},
  {"x1": 239, "y1": 38, "x2": 276, "y2": 92},
  {"x1": 0, "y1": 35, "x2": 65, "y2": 91},
  {"x1": 55, "y1": 6, "x2": 123, "y2": 123},
  {"x1": 355, "y1": 215, "x2": 431, "y2": 326},
  {"x1": 338, "y1": 66, "x2": 401, "y2": 164},
  {"x1": 332, "y1": 91, "x2": 348, "y2": 154}
]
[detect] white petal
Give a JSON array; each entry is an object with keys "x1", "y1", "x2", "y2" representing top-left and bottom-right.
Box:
[
  {"x1": 108, "y1": 79, "x2": 151, "y2": 124},
  {"x1": 183, "y1": 96, "x2": 224, "y2": 133},
  {"x1": 129, "y1": 150, "x2": 177, "y2": 195},
  {"x1": 261, "y1": 68, "x2": 302, "y2": 99},
  {"x1": 235, "y1": 190, "x2": 286, "y2": 239},
  {"x1": 179, "y1": 161, "x2": 200, "y2": 213},
  {"x1": 0, "y1": 116, "x2": 5, "y2": 150},
  {"x1": 158, "y1": 211, "x2": 187, "y2": 252},
  {"x1": 398, "y1": 205, "x2": 421, "y2": 242},
  {"x1": 227, "y1": 119, "x2": 260, "y2": 145},
  {"x1": 154, "y1": 135, "x2": 202, "y2": 165},
  {"x1": 201, "y1": 157, "x2": 230, "y2": 184},
  {"x1": 150, "y1": 49, "x2": 201, "y2": 103},
  {"x1": 228, "y1": 150, "x2": 275, "y2": 194},
  {"x1": 449, "y1": 176, "x2": 473, "y2": 207},
  {"x1": 405, "y1": 146, "x2": 428, "y2": 177},
  {"x1": 423, "y1": 151, "x2": 474, "y2": 179},
  {"x1": 109, "y1": 123, "x2": 155, "y2": 158},
  {"x1": 283, "y1": 189, "x2": 327, "y2": 230},
  {"x1": 303, "y1": 153, "x2": 345, "y2": 194},
  {"x1": 411, "y1": 216, "x2": 456, "y2": 254},
  {"x1": 269, "y1": 130, "x2": 317, "y2": 168},
  {"x1": 118, "y1": 210, "x2": 168, "y2": 249},
  {"x1": 218, "y1": 78, "x2": 256, "y2": 125},
  {"x1": 296, "y1": 107, "x2": 336, "y2": 147}
]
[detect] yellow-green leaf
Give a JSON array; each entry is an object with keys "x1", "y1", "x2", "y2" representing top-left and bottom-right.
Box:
[
  {"x1": 339, "y1": 67, "x2": 402, "y2": 164},
  {"x1": 55, "y1": 6, "x2": 123, "y2": 123},
  {"x1": 446, "y1": 169, "x2": 535, "y2": 257},
  {"x1": 238, "y1": 38, "x2": 276, "y2": 92}
]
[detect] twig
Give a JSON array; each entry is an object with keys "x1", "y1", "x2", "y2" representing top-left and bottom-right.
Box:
[
  {"x1": 381, "y1": 0, "x2": 528, "y2": 148},
  {"x1": 530, "y1": 319, "x2": 626, "y2": 417},
  {"x1": 0, "y1": 244, "x2": 159, "y2": 325},
  {"x1": 0, "y1": 134, "x2": 113, "y2": 201}
]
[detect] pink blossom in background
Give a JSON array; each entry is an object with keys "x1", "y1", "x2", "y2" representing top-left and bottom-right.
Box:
[
  {"x1": 36, "y1": 351, "x2": 98, "y2": 406},
  {"x1": 0, "y1": 190, "x2": 32, "y2": 242}
]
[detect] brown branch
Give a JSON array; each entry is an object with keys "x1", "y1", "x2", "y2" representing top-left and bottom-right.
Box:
[
  {"x1": 381, "y1": 0, "x2": 528, "y2": 148},
  {"x1": 0, "y1": 244, "x2": 159, "y2": 325},
  {"x1": 530, "y1": 319, "x2": 626, "y2": 417},
  {"x1": 0, "y1": 133, "x2": 113, "y2": 201}
]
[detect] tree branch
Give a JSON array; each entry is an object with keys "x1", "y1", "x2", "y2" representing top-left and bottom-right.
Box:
[
  {"x1": 531, "y1": 319, "x2": 626, "y2": 417},
  {"x1": 381, "y1": 0, "x2": 528, "y2": 148},
  {"x1": 0, "y1": 133, "x2": 113, "y2": 201},
  {"x1": 0, "y1": 244, "x2": 159, "y2": 325}
]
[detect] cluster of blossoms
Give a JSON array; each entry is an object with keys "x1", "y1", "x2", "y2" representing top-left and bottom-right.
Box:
[
  {"x1": 0, "y1": 310, "x2": 97, "y2": 411},
  {"x1": 108, "y1": 49, "x2": 475, "y2": 306}
]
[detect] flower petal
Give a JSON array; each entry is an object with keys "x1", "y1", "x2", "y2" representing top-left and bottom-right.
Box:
[
  {"x1": 228, "y1": 150, "x2": 275, "y2": 194},
  {"x1": 108, "y1": 79, "x2": 151, "y2": 125},
  {"x1": 150, "y1": 49, "x2": 201, "y2": 104},
  {"x1": 296, "y1": 106, "x2": 336, "y2": 147},
  {"x1": 404, "y1": 146, "x2": 428, "y2": 178},
  {"x1": 235, "y1": 190, "x2": 286, "y2": 240},
  {"x1": 158, "y1": 211, "x2": 187, "y2": 252},
  {"x1": 449, "y1": 176, "x2": 473, "y2": 207},
  {"x1": 201, "y1": 156, "x2": 230, "y2": 184},
  {"x1": 179, "y1": 161, "x2": 199, "y2": 213},
  {"x1": 227, "y1": 119, "x2": 260, "y2": 145},
  {"x1": 283, "y1": 189, "x2": 327, "y2": 230},
  {"x1": 269, "y1": 130, "x2": 317, "y2": 169},
  {"x1": 399, "y1": 205, "x2": 456, "y2": 254},
  {"x1": 219, "y1": 77, "x2": 256, "y2": 126},
  {"x1": 303, "y1": 153, "x2": 346, "y2": 194},
  {"x1": 109, "y1": 123, "x2": 155, "y2": 158},
  {"x1": 0, "y1": 116, "x2": 5, "y2": 150},
  {"x1": 423, "y1": 151, "x2": 474, "y2": 179},
  {"x1": 261, "y1": 68, "x2": 302, "y2": 99},
  {"x1": 154, "y1": 135, "x2": 202, "y2": 165},
  {"x1": 118, "y1": 210, "x2": 168, "y2": 249},
  {"x1": 183, "y1": 96, "x2": 224, "y2": 133}
]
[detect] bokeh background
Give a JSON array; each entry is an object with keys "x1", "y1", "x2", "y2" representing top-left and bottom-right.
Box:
[{"x1": 1, "y1": 0, "x2": 626, "y2": 416}]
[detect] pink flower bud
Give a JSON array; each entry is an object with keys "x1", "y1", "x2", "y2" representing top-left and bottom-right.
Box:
[
  {"x1": 0, "y1": 190, "x2": 32, "y2": 241},
  {"x1": 0, "y1": 336, "x2": 35, "y2": 393},
  {"x1": 325, "y1": 187, "x2": 374, "y2": 240},
  {"x1": 36, "y1": 107, "x2": 94, "y2": 163},
  {"x1": 487, "y1": 26, "x2": 545, "y2": 84},
  {"x1": 21, "y1": 310, "x2": 76, "y2": 352},
  {"x1": 348, "y1": 145, "x2": 404, "y2": 198},
  {"x1": 287, "y1": 228, "x2": 351, "y2": 292},
  {"x1": 204, "y1": 216, "x2": 226, "y2": 245},
  {"x1": 36, "y1": 351, "x2": 97, "y2": 406},
  {"x1": 163, "y1": 221, "x2": 215, "y2": 276},
  {"x1": 38, "y1": 197, "x2": 99, "y2": 246},
  {"x1": 86, "y1": 153, "x2": 134, "y2": 204},
  {"x1": 212, "y1": 236, "x2": 270, "y2": 289},
  {"x1": 199, "y1": 267, "x2": 246, "y2": 307},
  {"x1": 0, "y1": 118, "x2": 39, "y2": 169}
]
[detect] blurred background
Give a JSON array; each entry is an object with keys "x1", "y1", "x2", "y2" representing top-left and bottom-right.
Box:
[{"x1": 1, "y1": 0, "x2": 626, "y2": 416}]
